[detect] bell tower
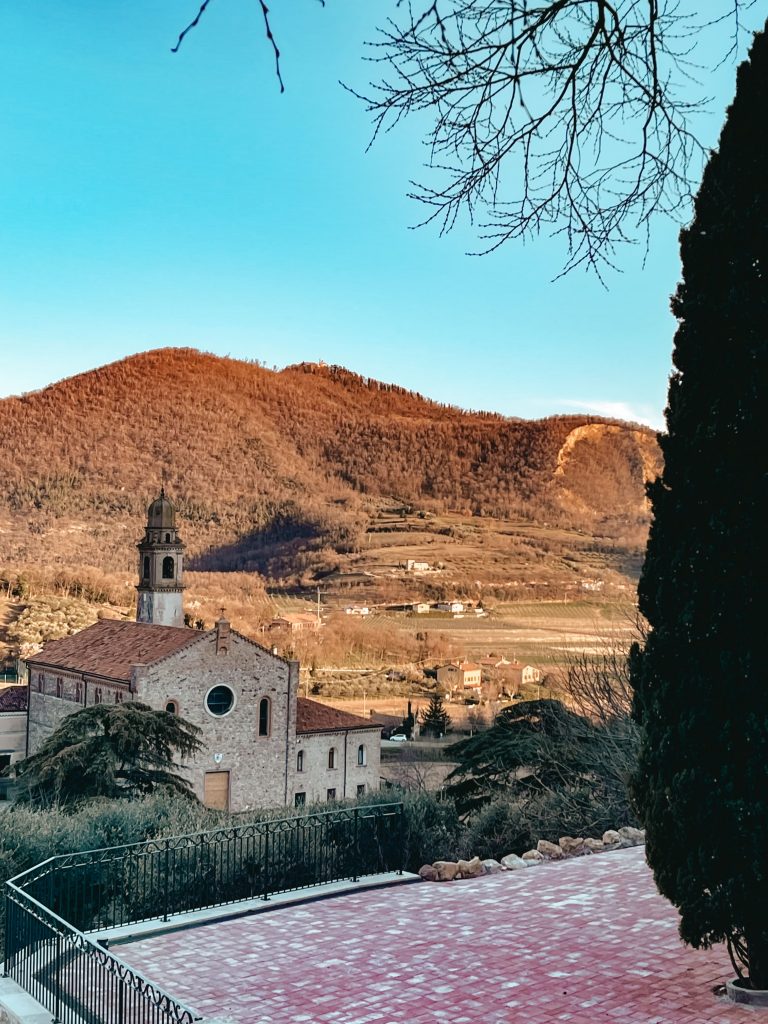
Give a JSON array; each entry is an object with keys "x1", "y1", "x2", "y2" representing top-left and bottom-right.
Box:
[{"x1": 136, "y1": 488, "x2": 186, "y2": 628}]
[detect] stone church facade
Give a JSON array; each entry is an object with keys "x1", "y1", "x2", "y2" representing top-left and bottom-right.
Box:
[{"x1": 24, "y1": 492, "x2": 381, "y2": 811}]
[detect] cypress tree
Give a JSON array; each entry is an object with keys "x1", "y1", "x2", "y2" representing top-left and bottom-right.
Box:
[{"x1": 631, "y1": 24, "x2": 768, "y2": 989}]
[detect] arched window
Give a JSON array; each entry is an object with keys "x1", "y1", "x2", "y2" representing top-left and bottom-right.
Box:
[
  {"x1": 142, "y1": 556, "x2": 150, "y2": 580},
  {"x1": 56, "y1": 677, "x2": 63, "y2": 698},
  {"x1": 357, "y1": 744, "x2": 366, "y2": 767},
  {"x1": 37, "y1": 674, "x2": 44, "y2": 693},
  {"x1": 165, "y1": 533, "x2": 171, "y2": 543},
  {"x1": 75, "y1": 681, "x2": 82, "y2": 703},
  {"x1": 258, "y1": 698, "x2": 271, "y2": 737},
  {"x1": 162, "y1": 556, "x2": 174, "y2": 579},
  {"x1": 94, "y1": 688, "x2": 103, "y2": 705},
  {"x1": 297, "y1": 750, "x2": 304, "y2": 772},
  {"x1": 166, "y1": 700, "x2": 178, "y2": 715},
  {"x1": 328, "y1": 747, "x2": 337, "y2": 770},
  {"x1": 115, "y1": 690, "x2": 123, "y2": 703}
]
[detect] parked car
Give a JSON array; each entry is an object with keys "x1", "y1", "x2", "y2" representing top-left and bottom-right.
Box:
[{"x1": 389, "y1": 733, "x2": 408, "y2": 743}]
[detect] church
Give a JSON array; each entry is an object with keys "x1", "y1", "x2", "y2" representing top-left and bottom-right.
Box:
[{"x1": 24, "y1": 491, "x2": 381, "y2": 811}]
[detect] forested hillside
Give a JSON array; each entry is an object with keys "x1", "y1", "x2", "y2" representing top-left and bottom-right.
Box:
[{"x1": 0, "y1": 349, "x2": 660, "y2": 576}]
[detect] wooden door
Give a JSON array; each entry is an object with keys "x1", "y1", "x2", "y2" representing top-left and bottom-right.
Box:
[{"x1": 204, "y1": 770, "x2": 230, "y2": 810}]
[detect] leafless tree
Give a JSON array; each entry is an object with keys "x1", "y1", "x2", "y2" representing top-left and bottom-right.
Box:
[{"x1": 173, "y1": 0, "x2": 760, "y2": 274}]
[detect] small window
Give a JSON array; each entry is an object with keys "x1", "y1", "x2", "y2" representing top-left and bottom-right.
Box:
[
  {"x1": 162, "y1": 556, "x2": 174, "y2": 579},
  {"x1": 297, "y1": 750, "x2": 304, "y2": 772},
  {"x1": 328, "y1": 747, "x2": 337, "y2": 770},
  {"x1": 37, "y1": 674, "x2": 44, "y2": 693},
  {"x1": 357, "y1": 784, "x2": 366, "y2": 797},
  {"x1": 294, "y1": 792, "x2": 306, "y2": 808},
  {"x1": 326, "y1": 788, "x2": 336, "y2": 802},
  {"x1": 357, "y1": 744, "x2": 366, "y2": 766},
  {"x1": 94, "y1": 688, "x2": 103, "y2": 705},
  {"x1": 115, "y1": 691, "x2": 123, "y2": 703},
  {"x1": 258, "y1": 697, "x2": 271, "y2": 737},
  {"x1": 166, "y1": 700, "x2": 178, "y2": 715},
  {"x1": 75, "y1": 681, "x2": 82, "y2": 703},
  {"x1": 56, "y1": 677, "x2": 63, "y2": 698},
  {"x1": 165, "y1": 533, "x2": 171, "y2": 543},
  {"x1": 206, "y1": 685, "x2": 235, "y2": 717},
  {"x1": 142, "y1": 556, "x2": 150, "y2": 580}
]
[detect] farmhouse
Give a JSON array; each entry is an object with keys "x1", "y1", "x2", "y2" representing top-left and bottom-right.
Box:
[
  {"x1": 268, "y1": 612, "x2": 320, "y2": 633},
  {"x1": 22, "y1": 491, "x2": 380, "y2": 811},
  {"x1": 436, "y1": 661, "x2": 482, "y2": 695},
  {"x1": 436, "y1": 600, "x2": 464, "y2": 614},
  {"x1": 507, "y1": 661, "x2": 542, "y2": 688}
]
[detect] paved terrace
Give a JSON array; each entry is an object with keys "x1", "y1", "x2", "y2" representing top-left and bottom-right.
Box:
[{"x1": 119, "y1": 848, "x2": 757, "y2": 1024}]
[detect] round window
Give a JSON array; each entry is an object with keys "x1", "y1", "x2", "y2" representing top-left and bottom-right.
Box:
[{"x1": 206, "y1": 685, "x2": 235, "y2": 717}]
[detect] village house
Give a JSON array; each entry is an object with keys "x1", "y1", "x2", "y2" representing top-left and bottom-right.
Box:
[
  {"x1": 435, "y1": 660, "x2": 482, "y2": 696},
  {"x1": 22, "y1": 490, "x2": 380, "y2": 812},
  {"x1": 410, "y1": 602, "x2": 431, "y2": 614},
  {"x1": 506, "y1": 661, "x2": 542, "y2": 689},
  {"x1": 0, "y1": 685, "x2": 27, "y2": 800},
  {"x1": 268, "y1": 612, "x2": 321, "y2": 633},
  {"x1": 405, "y1": 559, "x2": 430, "y2": 572}
]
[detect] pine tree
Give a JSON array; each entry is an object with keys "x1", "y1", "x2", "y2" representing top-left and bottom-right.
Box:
[
  {"x1": 421, "y1": 692, "x2": 451, "y2": 738},
  {"x1": 15, "y1": 702, "x2": 202, "y2": 807},
  {"x1": 630, "y1": 24, "x2": 768, "y2": 990}
]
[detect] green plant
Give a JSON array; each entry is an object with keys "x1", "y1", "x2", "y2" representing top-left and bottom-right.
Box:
[{"x1": 631, "y1": 25, "x2": 768, "y2": 990}]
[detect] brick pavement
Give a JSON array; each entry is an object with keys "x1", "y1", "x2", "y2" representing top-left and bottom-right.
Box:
[{"x1": 119, "y1": 848, "x2": 757, "y2": 1024}]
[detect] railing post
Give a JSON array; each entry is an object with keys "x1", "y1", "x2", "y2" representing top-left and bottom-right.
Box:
[
  {"x1": 2, "y1": 890, "x2": 10, "y2": 977},
  {"x1": 352, "y1": 808, "x2": 359, "y2": 883},
  {"x1": 262, "y1": 823, "x2": 270, "y2": 902},
  {"x1": 52, "y1": 931, "x2": 62, "y2": 1024},
  {"x1": 162, "y1": 838, "x2": 170, "y2": 922},
  {"x1": 398, "y1": 803, "x2": 405, "y2": 876}
]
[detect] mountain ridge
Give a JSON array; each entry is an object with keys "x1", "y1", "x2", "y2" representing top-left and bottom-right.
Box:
[{"x1": 0, "y1": 348, "x2": 661, "y2": 579}]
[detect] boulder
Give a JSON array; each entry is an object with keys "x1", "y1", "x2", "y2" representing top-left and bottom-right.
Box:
[
  {"x1": 457, "y1": 856, "x2": 484, "y2": 879},
  {"x1": 584, "y1": 838, "x2": 605, "y2": 853},
  {"x1": 481, "y1": 858, "x2": 505, "y2": 874},
  {"x1": 433, "y1": 860, "x2": 461, "y2": 882},
  {"x1": 522, "y1": 849, "x2": 544, "y2": 863},
  {"x1": 618, "y1": 826, "x2": 645, "y2": 847},
  {"x1": 500, "y1": 853, "x2": 530, "y2": 871},
  {"x1": 602, "y1": 830, "x2": 621, "y2": 847},
  {"x1": 418, "y1": 864, "x2": 438, "y2": 882},
  {"x1": 558, "y1": 836, "x2": 586, "y2": 856},
  {"x1": 536, "y1": 839, "x2": 564, "y2": 860}
]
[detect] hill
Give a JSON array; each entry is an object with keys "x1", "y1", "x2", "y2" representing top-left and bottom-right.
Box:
[{"x1": 0, "y1": 348, "x2": 660, "y2": 585}]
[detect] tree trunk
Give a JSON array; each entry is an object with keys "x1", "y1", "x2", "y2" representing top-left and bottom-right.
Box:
[{"x1": 747, "y1": 931, "x2": 768, "y2": 991}]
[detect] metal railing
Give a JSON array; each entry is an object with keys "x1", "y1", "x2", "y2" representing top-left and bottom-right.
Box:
[{"x1": 3, "y1": 802, "x2": 404, "y2": 1023}]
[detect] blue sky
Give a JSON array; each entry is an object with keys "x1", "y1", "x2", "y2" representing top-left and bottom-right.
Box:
[{"x1": 0, "y1": 2, "x2": 762, "y2": 428}]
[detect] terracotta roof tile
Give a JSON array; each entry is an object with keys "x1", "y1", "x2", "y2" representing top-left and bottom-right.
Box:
[
  {"x1": 29, "y1": 620, "x2": 202, "y2": 683},
  {"x1": 296, "y1": 698, "x2": 382, "y2": 735},
  {"x1": 0, "y1": 686, "x2": 27, "y2": 712}
]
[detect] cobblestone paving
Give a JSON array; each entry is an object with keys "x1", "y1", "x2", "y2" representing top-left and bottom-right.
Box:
[{"x1": 119, "y1": 848, "x2": 756, "y2": 1023}]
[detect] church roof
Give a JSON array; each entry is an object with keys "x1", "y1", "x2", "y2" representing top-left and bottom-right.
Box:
[
  {"x1": 0, "y1": 686, "x2": 27, "y2": 712},
  {"x1": 296, "y1": 697, "x2": 382, "y2": 735},
  {"x1": 28, "y1": 620, "x2": 202, "y2": 683}
]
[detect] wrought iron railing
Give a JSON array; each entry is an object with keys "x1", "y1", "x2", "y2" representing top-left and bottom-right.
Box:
[{"x1": 3, "y1": 802, "x2": 404, "y2": 1023}]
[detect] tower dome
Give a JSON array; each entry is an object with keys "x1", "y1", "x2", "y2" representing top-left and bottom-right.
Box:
[{"x1": 146, "y1": 488, "x2": 176, "y2": 530}]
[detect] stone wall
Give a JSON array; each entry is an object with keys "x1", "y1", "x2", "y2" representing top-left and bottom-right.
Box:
[
  {"x1": 27, "y1": 669, "x2": 125, "y2": 755},
  {"x1": 134, "y1": 632, "x2": 298, "y2": 812},
  {"x1": 291, "y1": 729, "x2": 380, "y2": 806}
]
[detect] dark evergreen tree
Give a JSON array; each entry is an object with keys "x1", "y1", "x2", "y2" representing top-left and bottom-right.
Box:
[
  {"x1": 421, "y1": 692, "x2": 451, "y2": 738},
  {"x1": 630, "y1": 24, "x2": 768, "y2": 990},
  {"x1": 15, "y1": 703, "x2": 202, "y2": 807}
]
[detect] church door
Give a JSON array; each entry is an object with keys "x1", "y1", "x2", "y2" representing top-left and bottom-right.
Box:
[{"x1": 204, "y1": 770, "x2": 230, "y2": 810}]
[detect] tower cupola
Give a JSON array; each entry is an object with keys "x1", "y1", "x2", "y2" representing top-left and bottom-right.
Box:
[{"x1": 136, "y1": 488, "x2": 186, "y2": 628}]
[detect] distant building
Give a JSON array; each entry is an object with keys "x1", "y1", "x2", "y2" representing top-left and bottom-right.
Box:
[
  {"x1": 344, "y1": 606, "x2": 370, "y2": 617},
  {"x1": 410, "y1": 602, "x2": 431, "y2": 614},
  {"x1": 506, "y1": 662, "x2": 542, "y2": 689},
  {"x1": 436, "y1": 661, "x2": 482, "y2": 695},
  {"x1": 406, "y1": 560, "x2": 431, "y2": 572},
  {"x1": 269, "y1": 613, "x2": 321, "y2": 633},
  {"x1": 436, "y1": 601, "x2": 464, "y2": 614}
]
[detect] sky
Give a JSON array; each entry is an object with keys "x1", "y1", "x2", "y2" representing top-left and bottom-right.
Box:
[{"x1": 0, "y1": 2, "x2": 763, "y2": 429}]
